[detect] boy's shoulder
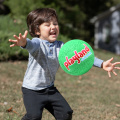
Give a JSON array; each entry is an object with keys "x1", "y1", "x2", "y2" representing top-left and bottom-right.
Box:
[
  {"x1": 31, "y1": 37, "x2": 40, "y2": 41},
  {"x1": 30, "y1": 37, "x2": 42, "y2": 44},
  {"x1": 56, "y1": 40, "x2": 64, "y2": 44},
  {"x1": 29, "y1": 38, "x2": 64, "y2": 47},
  {"x1": 55, "y1": 40, "x2": 64, "y2": 47}
]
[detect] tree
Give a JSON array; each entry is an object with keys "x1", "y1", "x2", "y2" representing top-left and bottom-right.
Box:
[
  {"x1": 0, "y1": 0, "x2": 10, "y2": 14},
  {"x1": 4, "y1": 0, "x2": 117, "y2": 43}
]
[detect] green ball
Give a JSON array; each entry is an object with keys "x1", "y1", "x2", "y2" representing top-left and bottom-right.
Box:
[{"x1": 58, "y1": 39, "x2": 94, "y2": 76}]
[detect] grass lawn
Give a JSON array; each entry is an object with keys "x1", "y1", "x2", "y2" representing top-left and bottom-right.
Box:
[{"x1": 0, "y1": 49, "x2": 120, "y2": 120}]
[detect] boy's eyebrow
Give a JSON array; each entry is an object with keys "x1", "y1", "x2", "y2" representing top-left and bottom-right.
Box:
[
  {"x1": 43, "y1": 22, "x2": 50, "y2": 24},
  {"x1": 44, "y1": 22, "x2": 49, "y2": 23},
  {"x1": 44, "y1": 21, "x2": 58, "y2": 23}
]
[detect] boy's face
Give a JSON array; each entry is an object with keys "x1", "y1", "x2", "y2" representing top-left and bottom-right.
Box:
[{"x1": 37, "y1": 20, "x2": 59, "y2": 42}]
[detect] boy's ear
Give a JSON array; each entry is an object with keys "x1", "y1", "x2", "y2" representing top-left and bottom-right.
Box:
[{"x1": 35, "y1": 31, "x2": 40, "y2": 35}]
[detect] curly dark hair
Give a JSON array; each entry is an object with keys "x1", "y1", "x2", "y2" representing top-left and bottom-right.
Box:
[{"x1": 27, "y1": 8, "x2": 58, "y2": 37}]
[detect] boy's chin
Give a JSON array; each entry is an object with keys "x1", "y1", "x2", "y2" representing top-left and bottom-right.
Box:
[{"x1": 49, "y1": 38, "x2": 57, "y2": 43}]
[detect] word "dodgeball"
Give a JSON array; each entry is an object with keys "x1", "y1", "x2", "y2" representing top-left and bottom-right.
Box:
[{"x1": 64, "y1": 44, "x2": 90, "y2": 70}]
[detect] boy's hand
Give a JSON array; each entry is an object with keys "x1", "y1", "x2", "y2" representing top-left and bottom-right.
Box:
[
  {"x1": 9, "y1": 30, "x2": 28, "y2": 47},
  {"x1": 102, "y1": 57, "x2": 120, "y2": 77}
]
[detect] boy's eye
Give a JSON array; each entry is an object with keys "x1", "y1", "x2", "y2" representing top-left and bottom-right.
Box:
[
  {"x1": 44, "y1": 22, "x2": 50, "y2": 26},
  {"x1": 45, "y1": 24, "x2": 50, "y2": 26},
  {"x1": 44, "y1": 22, "x2": 58, "y2": 26},
  {"x1": 54, "y1": 23, "x2": 58, "y2": 25},
  {"x1": 53, "y1": 21, "x2": 58, "y2": 25}
]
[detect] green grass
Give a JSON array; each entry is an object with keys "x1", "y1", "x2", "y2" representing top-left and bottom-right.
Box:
[{"x1": 1, "y1": 49, "x2": 120, "y2": 120}]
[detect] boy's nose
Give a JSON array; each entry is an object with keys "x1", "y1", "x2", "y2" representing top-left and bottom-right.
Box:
[{"x1": 51, "y1": 24, "x2": 56, "y2": 29}]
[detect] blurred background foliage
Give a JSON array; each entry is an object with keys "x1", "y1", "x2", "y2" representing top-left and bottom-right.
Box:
[{"x1": 0, "y1": 0, "x2": 120, "y2": 61}]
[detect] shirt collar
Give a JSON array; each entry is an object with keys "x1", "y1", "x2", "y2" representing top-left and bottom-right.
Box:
[{"x1": 39, "y1": 38, "x2": 57, "y2": 46}]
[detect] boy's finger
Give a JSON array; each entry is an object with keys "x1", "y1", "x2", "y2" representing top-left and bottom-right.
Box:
[
  {"x1": 108, "y1": 71, "x2": 111, "y2": 78},
  {"x1": 114, "y1": 67, "x2": 120, "y2": 70},
  {"x1": 113, "y1": 62, "x2": 120, "y2": 66},
  {"x1": 112, "y1": 70, "x2": 117, "y2": 76},
  {"x1": 9, "y1": 39, "x2": 18, "y2": 43},
  {"x1": 19, "y1": 33, "x2": 23, "y2": 39},
  {"x1": 24, "y1": 30, "x2": 28, "y2": 38},
  {"x1": 13, "y1": 35, "x2": 19, "y2": 40},
  {"x1": 10, "y1": 44, "x2": 16, "y2": 47},
  {"x1": 108, "y1": 57, "x2": 113, "y2": 62}
]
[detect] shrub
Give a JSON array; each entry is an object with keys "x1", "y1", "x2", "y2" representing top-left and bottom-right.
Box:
[
  {"x1": 0, "y1": 15, "x2": 70, "y2": 61},
  {"x1": 0, "y1": 15, "x2": 29, "y2": 61}
]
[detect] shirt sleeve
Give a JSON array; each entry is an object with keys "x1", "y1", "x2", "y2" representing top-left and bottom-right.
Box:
[
  {"x1": 21, "y1": 38, "x2": 40, "y2": 54},
  {"x1": 93, "y1": 57, "x2": 104, "y2": 68}
]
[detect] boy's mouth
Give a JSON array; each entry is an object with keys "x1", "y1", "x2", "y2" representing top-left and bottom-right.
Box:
[{"x1": 50, "y1": 31, "x2": 56, "y2": 36}]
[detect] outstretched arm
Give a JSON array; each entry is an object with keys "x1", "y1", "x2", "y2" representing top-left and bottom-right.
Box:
[
  {"x1": 9, "y1": 30, "x2": 28, "y2": 47},
  {"x1": 101, "y1": 57, "x2": 120, "y2": 77}
]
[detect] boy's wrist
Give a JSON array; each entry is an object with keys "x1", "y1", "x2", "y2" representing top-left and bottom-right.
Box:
[
  {"x1": 21, "y1": 40, "x2": 27, "y2": 48},
  {"x1": 101, "y1": 62, "x2": 104, "y2": 68}
]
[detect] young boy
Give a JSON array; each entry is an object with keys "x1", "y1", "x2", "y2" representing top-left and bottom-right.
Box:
[{"x1": 9, "y1": 8, "x2": 120, "y2": 120}]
